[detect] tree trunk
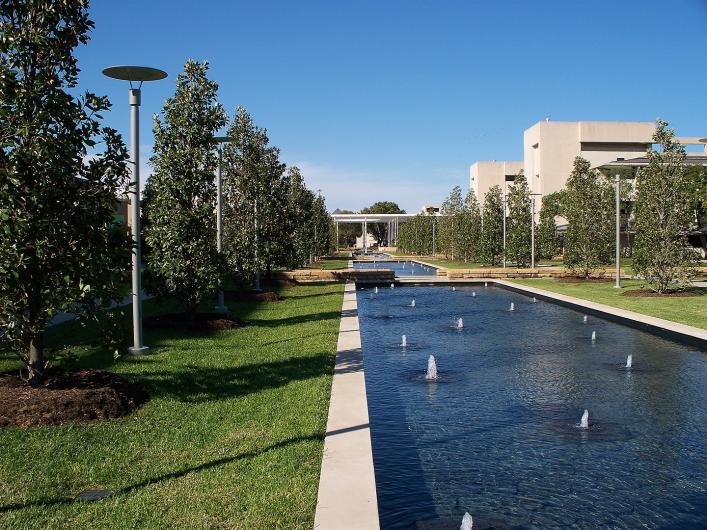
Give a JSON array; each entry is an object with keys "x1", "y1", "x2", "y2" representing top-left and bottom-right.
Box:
[{"x1": 27, "y1": 333, "x2": 44, "y2": 387}]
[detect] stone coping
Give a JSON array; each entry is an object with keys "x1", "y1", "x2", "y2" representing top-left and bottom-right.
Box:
[
  {"x1": 314, "y1": 282, "x2": 379, "y2": 529},
  {"x1": 272, "y1": 269, "x2": 394, "y2": 284}
]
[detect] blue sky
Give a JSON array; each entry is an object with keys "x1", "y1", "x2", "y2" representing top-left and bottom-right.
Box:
[{"x1": 77, "y1": 0, "x2": 707, "y2": 212}]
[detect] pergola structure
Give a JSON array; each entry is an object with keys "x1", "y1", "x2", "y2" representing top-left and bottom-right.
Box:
[{"x1": 331, "y1": 212, "x2": 437, "y2": 252}]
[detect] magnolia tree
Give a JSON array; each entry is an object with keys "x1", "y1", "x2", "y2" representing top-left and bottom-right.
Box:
[
  {"x1": 397, "y1": 214, "x2": 434, "y2": 255},
  {"x1": 633, "y1": 120, "x2": 698, "y2": 291},
  {"x1": 438, "y1": 186, "x2": 464, "y2": 259},
  {"x1": 536, "y1": 191, "x2": 564, "y2": 260},
  {"x1": 563, "y1": 157, "x2": 613, "y2": 278},
  {"x1": 0, "y1": 1, "x2": 131, "y2": 385},
  {"x1": 456, "y1": 189, "x2": 483, "y2": 263},
  {"x1": 144, "y1": 60, "x2": 227, "y2": 313},
  {"x1": 506, "y1": 174, "x2": 532, "y2": 267},
  {"x1": 479, "y1": 185, "x2": 504, "y2": 266}
]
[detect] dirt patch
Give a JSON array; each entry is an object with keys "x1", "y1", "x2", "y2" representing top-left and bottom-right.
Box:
[
  {"x1": 144, "y1": 312, "x2": 245, "y2": 332},
  {"x1": 0, "y1": 369, "x2": 148, "y2": 428},
  {"x1": 558, "y1": 277, "x2": 613, "y2": 283},
  {"x1": 224, "y1": 290, "x2": 281, "y2": 303},
  {"x1": 621, "y1": 289, "x2": 700, "y2": 298}
]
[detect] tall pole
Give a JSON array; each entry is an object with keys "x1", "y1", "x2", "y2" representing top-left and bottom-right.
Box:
[
  {"x1": 335, "y1": 221, "x2": 339, "y2": 251},
  {"x1": 254, "y1": 196, "x2": 261, "y2": 291},
  {"x1": 215, "y1": 146, "x2": 227, "y2": 312},
  {"x1": 502, "y1": 197, "x2": 507, "y2": 268},
  {"x1": 363, "y1": 220, "x2": 367, "y2": 253},
  {"x1": 531, "y1": 196, "x2": 536, "y2": 269},
  {"x1": 614, "y1": 174, "x2": 621, "y2": 289},
  {"x1": 128, "y1": 88, "x2": 148, "y2": 355},
  {"x1": 432, "y1": 217, "x2": 436, "y2": 256}
]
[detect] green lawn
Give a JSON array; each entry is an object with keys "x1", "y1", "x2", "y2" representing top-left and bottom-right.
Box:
[
  {"x1": 319, "y1": 258, "x2": 350, "y2": 270},
  {"x1": 508, "y1": 278, "x2": 707, "y2": 329},
  {"x1": 0, "y1": 283, "x2": 344, "y2": 529}
]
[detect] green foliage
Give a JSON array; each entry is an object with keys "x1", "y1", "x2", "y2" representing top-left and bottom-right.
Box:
[
  {"x1": 397, "y1": 214, "x2": 435, "y2": 255},
  {"x1": 632, "y1": 120, "x2": 698, "y2": 292},
  {"x1": 438, "y1": 186, "x2": 464, "y2": 258},
  {"x1": 505, "y1": 174, "x2": 532, "y2": 267},
  {"x1": 563, "y1": 156, "x2": 614, "y2": 278},
  {"x1": 360, "y1": 201, "x2": 405, "y2": 245},
  {"x1": 144, "y1": 60, "x2": 227, "y2": 313},
  {"x1": 0, "y1": 1, "x2": 131, "y2": 384},
  {"x1": 536, "y1": 190, "x2": 564, "y2": 260},
  {"x1": 479, "y1": 185, "x2": 504, "y2": 266},
  {"x1": 457, "y1": 189, "x2": 483, "y2": 262}
]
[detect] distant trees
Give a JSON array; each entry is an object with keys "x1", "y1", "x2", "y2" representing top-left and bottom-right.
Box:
[
  {"x1": 335, "y1": 210, "x2": 362, "y2": 248},
  {"x1": 479, "y1": 185, "x2": 504, "y2": 266},
  {"x1": 562, "y1": 157, "x2": 613, "y2": 278},
  {"x1": 633, "y1": 120, "x2": 698, "y2": 291},
  {"x1": 144, "y1": 60, "x2": 227, "y2": 314},
  {"x1": 360, "y1": 201, "x2": 405, "y2": 245},
  {"x1": 397, "y1": 214, "x2": 435, "y2": 255},
  {"x1": 0, "y1": 1, "x2": 132, "y2": 385},
  {"x1": 505, "y1": 173, "x2": 532, "y2": 267},
  {"x1": 457, "y1": 189, "x2": 483, "y2": 262}
]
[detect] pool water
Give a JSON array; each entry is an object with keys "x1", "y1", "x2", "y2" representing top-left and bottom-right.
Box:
[
  {"x1": 353, "y1": 260, "x2": 438, "y2": 277},
  {"x1": 357, "y1": 284, "x2": 707, "y2": 529}
]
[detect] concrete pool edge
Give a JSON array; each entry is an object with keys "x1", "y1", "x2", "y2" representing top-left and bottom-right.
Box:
[
  {"x1": 313, "y1": 282, "x2": 380, "y2": 529},
  {"x1": 495, "y1": 279, "x2": 707, "y2": 349}
]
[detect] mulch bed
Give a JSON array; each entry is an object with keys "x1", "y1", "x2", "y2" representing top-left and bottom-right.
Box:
[
  {"x1": 224, "y1": 290, "x2": 281, "y2": 303},
  {"x1": 558, "y1": 277, "x2": 614, "y2": 283},
  {"x1": 144, "y1": 312, "x2": 245, "y2": 332},
  {"x1": 621, "y1": 289, "x2": 699, "y2": 297},
  {"x1": 0, "y1": 369, "x2": 148, "y2": 428}
]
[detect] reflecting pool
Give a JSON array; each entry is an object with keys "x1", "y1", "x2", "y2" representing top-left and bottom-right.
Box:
[
  {"x1": 357, "y1": 284, "x2": 707, "y2": 529},
  {"x1": 353, "y1": 260, "x2": 438, "y2": 277}
]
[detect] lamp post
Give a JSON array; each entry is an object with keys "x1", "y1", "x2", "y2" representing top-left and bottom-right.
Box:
[
  {"x1": 103, "y1": 65, "x2": 167, "y2": 355},
  {"x1": 502, "y1": 196, "x2": 507, "y2": 268},
  {"x1": 614, "y1": 173, "x2": 621, "y2": 289},
  {"x1": 212, "y1": 136, "x2": 233, "y2": 312},
  {"x1": 529, "y1": 193, "x2": 542, "y2": 270}
]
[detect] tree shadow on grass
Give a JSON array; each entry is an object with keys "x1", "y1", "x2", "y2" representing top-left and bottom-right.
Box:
[
  {"x1": 0, "y1": 434, "x2": 321, "y2": 514},
  {"x1": 245, "y1": 311, "x2": 342, "y2": 328},
  {"x1": 134, "y1": 352, "x2": 335, "y2": 403}
]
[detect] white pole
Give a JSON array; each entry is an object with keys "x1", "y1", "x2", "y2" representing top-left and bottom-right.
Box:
[
  {"x1": 502, "y1": 197, "x2": 506, "y2": 268},
  {"x1": 615, "y1": 174, "x2": 621, "y2": 289},
  {"x1": 128, "y1": 88, "x2": 148, "y2": 355},
  {"x1": 215, "y1": 146, "x2": 227, "y2": 312},
  {"x1": 531, "y1": 196, "x2": 536, "y2": 269},
  {"x1": 254, "y1": 196, "x2": 261, "y2": 291}
]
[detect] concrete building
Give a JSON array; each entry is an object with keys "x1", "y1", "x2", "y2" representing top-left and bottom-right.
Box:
[
  {"x1": 469, "y1": 161, "x2": 523, "y2": 200},
  {"x1": 522, "y1": 121, "x2": 657, "y2": 197}
]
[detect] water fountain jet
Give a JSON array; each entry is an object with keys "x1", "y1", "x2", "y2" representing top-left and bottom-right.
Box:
[
  {"x1": 484, "y1": 282, "x2": 488, "y2": 287},
  {"x1": 625, "y1": 354, "x2": 633, "y2": 369},
  {"x1": 580, "y1": 409, "x2": 589, "y2": 430},
  {"x1": 374, "y1": 286, "x2": 378, "y2": 294},
  {"x1": 390, "y1": 283, "x2": 395, "y2": 289},
  {"x1": 410, "y1": 299, "x2": 416, "y2": 308},
  {"x1": 461, "y1": 512, "x2": 473, "y2": 530},
  {"x1": 472, "y1": 291, "x2": 476, "y2": 297},
  {"x1": 583, "y1": 315, "x2": 588, "y2": 324},
  {"x1": 510, "y1": 302, "x2": 515, "y2": 311},
  {"x1": 591, "y1": 330, "x2": 597, "y2": 342},
  {"x1": 457, "y1": 318, "x2": 464, "y2": 329},
  {"x1": 401, "y1": 335, "x2": 407, "y2": 348},
  {"x1": 425, "y1": 355, "x2": 438, "y2": 380},
  {"x1": 532, "y1": 297, "x2": 537, "y2": 303}
]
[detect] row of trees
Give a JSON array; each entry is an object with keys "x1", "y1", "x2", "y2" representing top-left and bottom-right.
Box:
[
  {"x1": 397, "y1": 120, "x2": 702, "y2": 291},
  {"x1": 143, "y1": 61, "x2": 333, "y2": 313},
  {"x1": 0, "y1": 4, "x2": 331, "y2": 384}
]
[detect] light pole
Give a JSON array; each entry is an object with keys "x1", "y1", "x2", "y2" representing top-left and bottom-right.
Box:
[
  {"x1": 103, "y1": 65, "x2": 167, "y2": 356},
  {"x1": 529, "y1": 193, "x2": 542, "y2": 270},
  {"x1": 432, "y1": 216, "x2": 436, "y2": 256},
  {"x1": 614, "y1": 173, "x2": 621, "y2": 289},
  {"x1": 213, "y1": 136, "x2": 233, "y2": 312},
  {"x1": 502, "y1": 196, "x2": 507, "y2": 268}
]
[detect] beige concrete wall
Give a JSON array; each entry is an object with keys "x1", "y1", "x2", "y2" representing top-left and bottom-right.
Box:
[
  {"x1": 523, "y1": 121, "x2": 655, "y2": 199},
  {"x1": 469, "y1": 160, "x2": 523, "y2": 202}
]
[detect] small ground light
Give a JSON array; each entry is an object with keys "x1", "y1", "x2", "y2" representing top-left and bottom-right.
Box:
[{"x1": 75, "y1": 489, "x2": 114, "y2": 502}]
